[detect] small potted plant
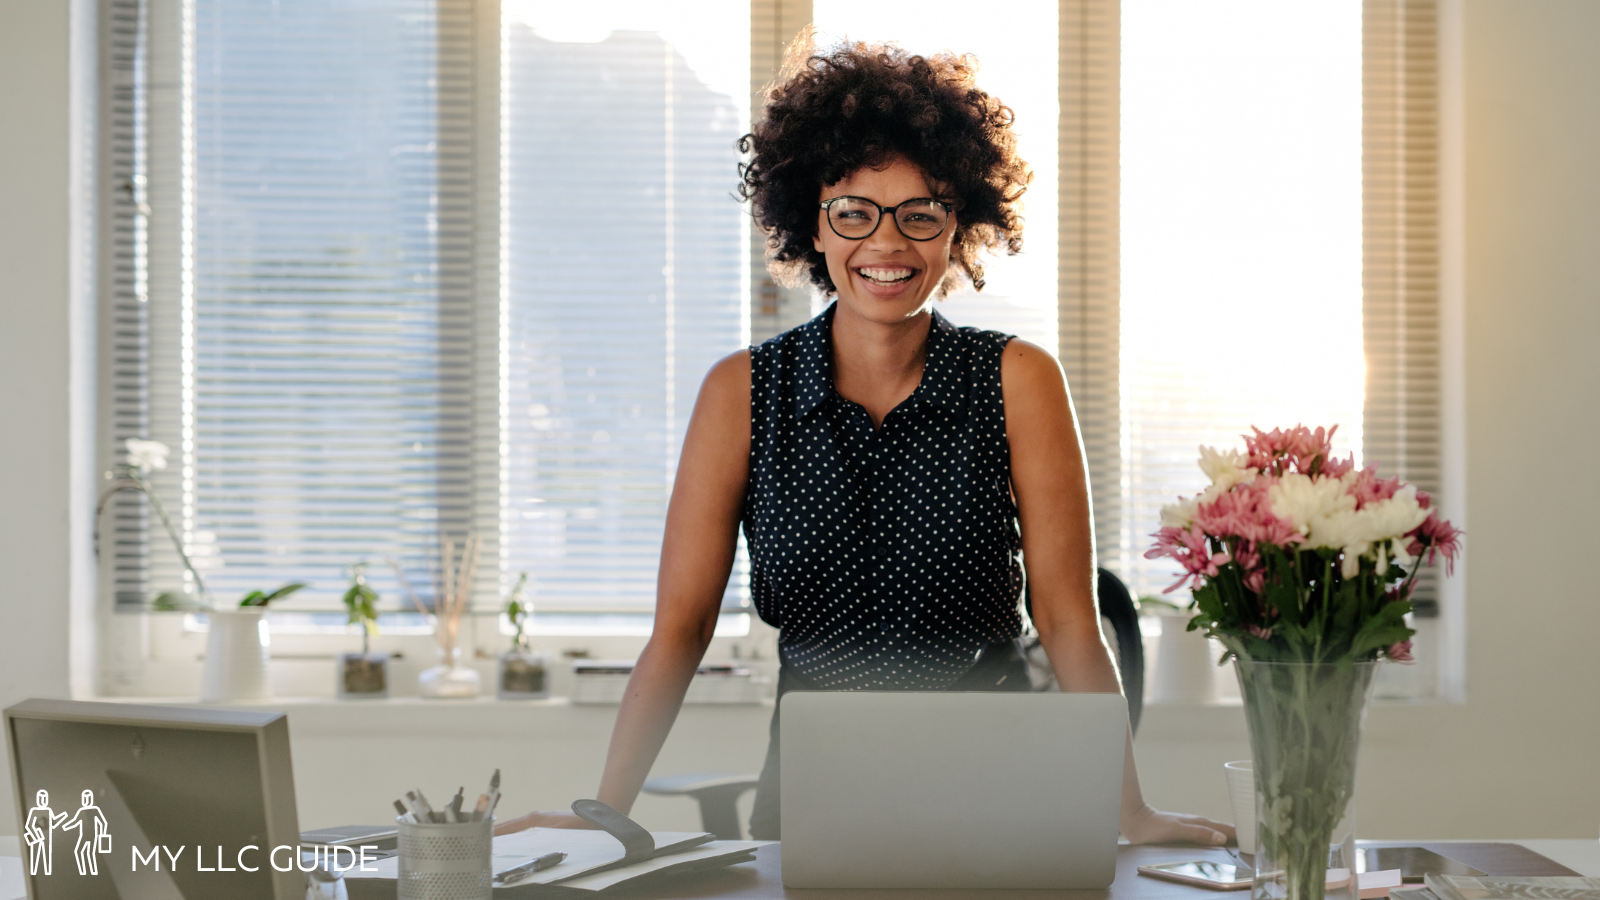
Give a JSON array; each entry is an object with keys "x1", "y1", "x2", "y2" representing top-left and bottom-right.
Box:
[
  {"x1": 498, "y1": 573, "x2": 548, "y2": 699},
  {"x1": 199, "y1": 581, "x2": 307, "y2": 703},
  {"x1": 338, "y1": 563, "x2": 388, "y2": 699}
]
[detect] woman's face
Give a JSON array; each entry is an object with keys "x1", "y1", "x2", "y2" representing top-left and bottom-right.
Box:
[{"x1": 814, "y1": 155, "x2": 957, "y2": 326}]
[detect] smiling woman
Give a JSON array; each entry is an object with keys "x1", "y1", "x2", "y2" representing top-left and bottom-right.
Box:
[{"x1": 496, "y1": 38, "x2": 1233, "y2": 850}]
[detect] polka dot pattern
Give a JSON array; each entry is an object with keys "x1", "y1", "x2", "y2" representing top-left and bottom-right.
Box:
[{"x1": 742, "y1": 302, "x2": 1024, "y2": 690}]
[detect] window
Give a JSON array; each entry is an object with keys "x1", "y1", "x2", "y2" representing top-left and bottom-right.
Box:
[
  {"x1": 103, "y1": 0, "x2": 1448, "y2": 694},
  {"x1": 1059, "y1": 0, "x2": 1448, "y2": 696},
  {"x1": 103, "y1": 0, "x2": 758, "y2": 641}
]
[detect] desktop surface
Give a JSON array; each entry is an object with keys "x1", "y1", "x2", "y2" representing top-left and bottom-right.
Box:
[{"x1": 326, "y1": 840, "x2": 1595, "y2": 900}]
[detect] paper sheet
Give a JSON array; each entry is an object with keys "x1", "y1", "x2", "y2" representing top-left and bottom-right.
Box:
[
  {"x1": 552, "y1": 841, "x2": 767, "y2": 892},
  {"x1": 346, "y1": 827, "x2": 713, "y2": 885}
]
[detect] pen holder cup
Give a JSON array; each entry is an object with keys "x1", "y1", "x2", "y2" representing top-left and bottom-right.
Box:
[{"x1": 396, "y1": 816, "x2": 492, "y2": 900}]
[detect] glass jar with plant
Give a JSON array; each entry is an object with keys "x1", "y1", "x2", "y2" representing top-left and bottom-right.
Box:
[
  {"x1": 338, "y1": 562, "x2": 388, "y2": 699},
  {"x1": 498, "y1": 573, "x2": 548, "y2": 699}
]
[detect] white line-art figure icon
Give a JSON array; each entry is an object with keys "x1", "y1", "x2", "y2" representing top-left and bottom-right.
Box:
[
  {"x1": 61, "y1": 789, "x2": 111, "y2": 876},
  {"x1": 24, "y1": 790, "x2": 68, "y2": 876}
]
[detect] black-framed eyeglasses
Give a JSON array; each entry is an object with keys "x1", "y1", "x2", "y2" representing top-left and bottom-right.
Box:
[{"x1": 819, "y1": 196, "x2": 952, "y2": 241}]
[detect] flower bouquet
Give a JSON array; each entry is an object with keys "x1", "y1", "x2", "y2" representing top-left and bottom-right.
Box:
[{"x1": 1146, "y1": 425, "x2": 1461, "y2": 900}]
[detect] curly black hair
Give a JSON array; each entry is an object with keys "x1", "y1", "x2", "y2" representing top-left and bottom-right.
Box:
[{"x1": 738, "y1": 40, "x2": 1031, "y2": 295}]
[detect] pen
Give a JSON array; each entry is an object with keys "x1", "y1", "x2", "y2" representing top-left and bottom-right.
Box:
[
  {"x1": 448, "y1": 787, "x2": 464, "y2": 823},
  {"x1": 409, "y1": 790, "x2": 438, "y2": 824},
  {"x1": 493, "y1": 851, "x2": 566, "y2": 884},
  {"x1": 484, "y1": 769, "x2": 501, "y2": 821}
]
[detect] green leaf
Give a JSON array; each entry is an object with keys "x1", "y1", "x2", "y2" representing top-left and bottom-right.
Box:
[
  {"x1": 240, "y1": 581, "x2": 308, "y2": 607},
  {"x1": 150, "y1": 591, "x2": 198, "y2": 612}
]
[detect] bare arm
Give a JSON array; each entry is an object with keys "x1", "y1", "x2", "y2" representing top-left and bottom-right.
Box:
[
  {"x1": 1002, "y1": 340, "x2": 1231, "y2": 845},
  {"x1": 497, "y1": 350, "x2": 751, "y2": 833}
]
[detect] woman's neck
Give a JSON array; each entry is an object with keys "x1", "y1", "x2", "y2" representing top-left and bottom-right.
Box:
[{"x1": 829, "y1": 302, "x2": 933, "y2": 424}]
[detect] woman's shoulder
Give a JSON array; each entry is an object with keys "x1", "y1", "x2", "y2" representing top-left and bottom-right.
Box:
[
  {"x1": 998, "y1": 338, "x2": 1069, "y2": 397},
  {"x1": 702, "y1": 349, "x2": 752, "y2": 396}
]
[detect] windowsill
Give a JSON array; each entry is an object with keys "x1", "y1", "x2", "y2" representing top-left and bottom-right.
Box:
[{"x1": 82, "y1": 692, "x2": 775, "y2": 740}]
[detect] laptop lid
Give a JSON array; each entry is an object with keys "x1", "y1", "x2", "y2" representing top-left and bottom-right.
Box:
[{"x1": 780, "y1": 691, "x2": 1126, "y2": 890}]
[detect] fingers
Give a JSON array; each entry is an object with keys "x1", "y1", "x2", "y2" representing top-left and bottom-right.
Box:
[
  {"x1": 1127, "y1": 811, "x2": 1231, "y2": 846},
  {"x1": 492, "y1": 813, "x2": 533, "y2": 836}
]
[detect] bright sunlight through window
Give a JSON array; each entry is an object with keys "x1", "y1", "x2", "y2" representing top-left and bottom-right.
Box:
[{"x1": 1119, "y1": 1, "x2": 1364, "y2": 597}]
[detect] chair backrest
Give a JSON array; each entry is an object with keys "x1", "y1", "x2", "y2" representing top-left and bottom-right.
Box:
[{"x1": 1021, "y1": 567, "x2": 1145, "y2": 733}]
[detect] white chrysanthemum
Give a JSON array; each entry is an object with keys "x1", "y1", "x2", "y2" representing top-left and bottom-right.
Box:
[
  {"x1": 1198, "y1": 445, "x2": 1251, "y2": 491},
  {"x1": 124, "y1": 438, "x2": 170, "y2": 474},
  {"x1": 1160, "y1": 495, "x2": 1199, "y2": 529},
  {"x1": 1309, "y1": 486, "x2": 1429, "y2": 575},
  {"x1": 1268, "y1": 473, "x2": 1355, "y2": 544}
]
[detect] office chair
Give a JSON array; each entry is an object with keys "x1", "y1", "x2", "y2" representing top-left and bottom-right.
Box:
[{"x1": 640, "y1": 567, "x2": 1146, "y2": 839}]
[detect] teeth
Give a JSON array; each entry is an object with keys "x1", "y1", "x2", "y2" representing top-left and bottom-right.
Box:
[{"x1": 858, "y1": 267, "x2": 914, "y2": 284}]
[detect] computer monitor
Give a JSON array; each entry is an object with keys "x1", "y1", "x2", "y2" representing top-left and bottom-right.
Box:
[{"x1": 5, "y1": 698, "x2": 304, "y2": 899}]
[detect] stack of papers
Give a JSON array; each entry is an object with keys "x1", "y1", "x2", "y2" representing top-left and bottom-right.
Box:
[
  {"x1": 346, "y1": 827, "x2": 766, "y2": 894},
  {"x1": 1422, "y1": 876, "x2": 1600, "y2": 900}
]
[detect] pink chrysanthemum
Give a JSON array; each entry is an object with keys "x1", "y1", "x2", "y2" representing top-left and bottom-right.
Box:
[
  {"x1": 1192, "y1": 477, "x2": 1303, "y2": 549},
  {"x1": 1406, "y1": 511, "x2": 1463, "y2": 576},
  {"x1": 1243, "y1": 424, "x2": 1339, "y2": 476},
  {"x1": 1144, "y1": 525, "x2": 1230, "y2": 593},
  {"x1": 1347, "y1": 466, "x2": 1403, "y2": 509}
]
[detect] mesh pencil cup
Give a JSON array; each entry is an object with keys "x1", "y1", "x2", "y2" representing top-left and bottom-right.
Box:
[{"x1": 396, "y1": 816, "x2": 492, "y2": 900}]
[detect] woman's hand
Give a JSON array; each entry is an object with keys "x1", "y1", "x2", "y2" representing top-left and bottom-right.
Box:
[
  {"x1": 1121, "y1": 803, "x2": 1236, "y2": 846},
  {"x1": 492, "y1": 811, "x2": 599, "y2": 836}
]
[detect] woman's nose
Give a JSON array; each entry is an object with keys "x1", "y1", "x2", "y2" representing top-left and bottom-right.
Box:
[{"x1": 864, "y1": 216, "x2": 911, "y2": 249}]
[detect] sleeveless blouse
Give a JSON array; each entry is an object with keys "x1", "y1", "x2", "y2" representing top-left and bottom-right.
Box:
[{"x1": 741, "y1": 302, "x2": 1025, "y2": 690}]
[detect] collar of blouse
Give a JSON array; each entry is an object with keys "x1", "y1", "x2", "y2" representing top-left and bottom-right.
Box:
[{"x1": 791, "y1": 302, "x2": 969, "y2": 421}]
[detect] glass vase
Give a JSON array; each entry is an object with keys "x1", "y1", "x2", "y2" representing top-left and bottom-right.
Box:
[
  {"x1": 1234, "y1": 658, "x2": 1378, "y2": 900},
  {"x1": 419, "y1": 646, "x2": 481, "y2": 699}
]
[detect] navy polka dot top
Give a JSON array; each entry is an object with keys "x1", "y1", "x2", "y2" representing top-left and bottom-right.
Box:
[{"x1": 742, "y1": 301, "x2": 1025, "y2": 690}]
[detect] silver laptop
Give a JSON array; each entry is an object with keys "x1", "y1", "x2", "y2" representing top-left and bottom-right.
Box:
[{"x1": 780, "y1": 691, "x2": 1127, "y2": 889}]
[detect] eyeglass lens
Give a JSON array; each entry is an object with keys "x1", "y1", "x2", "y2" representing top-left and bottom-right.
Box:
[{"x1": 827, "y1": 197, "x2": 947, "y2": 240}]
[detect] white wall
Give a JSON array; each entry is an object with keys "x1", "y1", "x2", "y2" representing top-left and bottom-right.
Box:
[
  {"x1": 0, "y1": 0, "x2": 99, "y2": 835},
  {"x1": 2, "y1": 0, "x2": 1597, "y2": 839}
]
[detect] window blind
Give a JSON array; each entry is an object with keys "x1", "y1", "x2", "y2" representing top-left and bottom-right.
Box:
[
  {"x1": 500, "y1": 6, "x2": 752, "y2": 613},
  {"x1": 1057, "y1": 0, "x2": 1122, "y2": 579},
  {"x1": 1363, "y1": 0, "x2": 1442, "y2": 615},
  {"x1": 106, "y1": 0, "x2": 757, "y2": 617},
  {"x1": 1082, "y1": 0, "x2": 1443, "y2": 618}
]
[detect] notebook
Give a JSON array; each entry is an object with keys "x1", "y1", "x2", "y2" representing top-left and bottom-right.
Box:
[{"x1": 780, "y1": 690, "x2": 1127, "y2": 889}]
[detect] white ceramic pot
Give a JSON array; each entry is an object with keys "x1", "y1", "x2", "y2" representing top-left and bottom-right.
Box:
[
  {"x1": 200, "y1": 607, "x2": 271, "y2": 702},
  {"x1": 1149, "y1": 611, "x2": 1219, "y2": 703}
]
